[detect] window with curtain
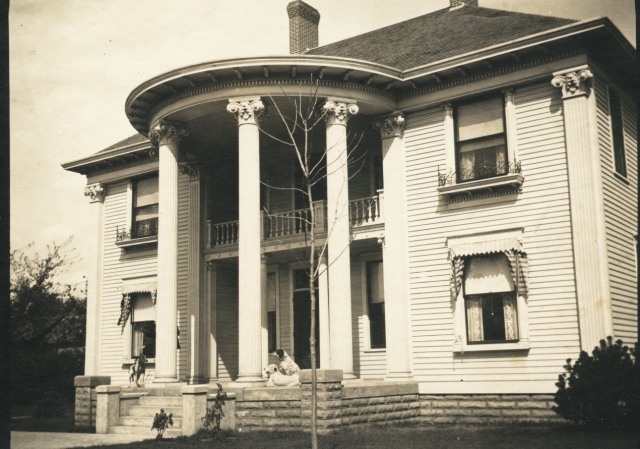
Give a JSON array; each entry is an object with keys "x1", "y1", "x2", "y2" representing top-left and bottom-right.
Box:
[
  {"x1": 133, "y1": 175, "x2": 159, "y2": 238},
  {"x1": 455, "y1": 96, "x2": 508, "y2": 182},
  {"x1": 367, "y1": 260, "x2": 386, "y2": 348},
  {"x1": 267, "y1": 272, "x2": 277, "y2": 353},
  {"x1": 131, "y1": 293, "x2": 156, "y2": 358},
  {"x1": 463, "y1": 254, "x2": 518, "y2": 344},
  {"x1": 608, "y1": 88, "x2": 627, "y2": 177}
]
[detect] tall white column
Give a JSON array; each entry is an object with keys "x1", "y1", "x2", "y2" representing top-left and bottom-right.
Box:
[
  {"x1": 228, "y1": 98, "x2": 265, "y2": 383},
  {"x1": 323, "y1": 99, "x2": 358, "y2": 379},
  {"x1": 552, "y1": 67, "x2": 613, "y2": 352},
  {"x1": 374, "y1": 113, "x2": 413, "y2": 380},
  {"x1": 183, "y1": 164, "x2": 204, "y2": 384},
  {"x1": 318, "y1": 252, "x2": 330, "y2": 369},
  {"x1": 149, "y1": 121, "x2": 188, "y2": 383},
  {"x1": 206, "y1": 261, "x2": 218, "y2": 382},
  {"x1": 261, "y1": 254, "x2": 269, "y2": 372},
  {"x1": 83, "y1": 184, "x2": 105, "y2": 375}
]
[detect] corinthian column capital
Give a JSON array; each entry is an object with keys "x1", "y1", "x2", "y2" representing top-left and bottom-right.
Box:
[
  {"x1": 84, "y1": 183, "x2": 105, "y2": 203},
  {"x1": 148, "y1": 122, "x2": 189, "y2": 146},
  {"x1": 551, "y1": 66, "x2": 593, "y2": 98},
  {"x1": 227, "y1": 98, "x2": 264, "y2": 125},
  {"x1": 323, "y1": 99, "x2": 359, "y2": 126},
  {"x1": 373, "y1": 112, "x2": 405, "y2": 139}
]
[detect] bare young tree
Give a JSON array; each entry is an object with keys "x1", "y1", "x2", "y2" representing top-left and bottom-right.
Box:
[{"x1": 258, "y1": 79, "x2": 364, "y2": 448}]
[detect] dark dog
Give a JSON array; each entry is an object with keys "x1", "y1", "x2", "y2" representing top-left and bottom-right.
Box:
[
  {"x1": 271, "y1": 348, "x2": 300, "y2": 376},
  {"x1": 128, "y1": 354, "x2": 147, "y2": 387}
]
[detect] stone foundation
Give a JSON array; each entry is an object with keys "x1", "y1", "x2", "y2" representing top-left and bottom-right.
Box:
[
  {"x1": 418, "y1": 394, "x2": 560, "y2": 424},
  {"x1": 74, "y1": 376, "x2": 110, "y2": 431}
]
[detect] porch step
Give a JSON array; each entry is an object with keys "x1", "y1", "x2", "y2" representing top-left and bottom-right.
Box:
[
  {"x1": 139, "y1": 396, "x2": 183, "y2": 407},
  {"x1": 109, "y1": 425, "x2": 182, "y2": 437},
  {"x1": 127, "y1": 405, "x2": 183, "y2": 418},
  {"x1": 140, "y1": 387, "x2": 183, "y2": 397},
  {"x1": 119, "y1": 415, "x2": 183, "y2": 428}
]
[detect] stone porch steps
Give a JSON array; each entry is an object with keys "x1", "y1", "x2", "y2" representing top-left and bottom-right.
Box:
[{"x1": 110, "y1": 394, "x2": 183, "y2": 437}]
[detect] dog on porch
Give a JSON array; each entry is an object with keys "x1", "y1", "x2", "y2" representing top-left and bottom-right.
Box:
[
  {"x1": 272, "y1": 348, "x2": 300, "y2": 376},
  {"x1": 128, "y1": 354, "x2": 147, "y2": 387},
  {"x1": 263, "y1": 364, "x2": 300, "y2": 387}
]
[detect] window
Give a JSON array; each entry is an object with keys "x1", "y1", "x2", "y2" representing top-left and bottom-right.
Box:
[
  {"x1": 366, "y1": 260, "x2": 386, "y2": 348},
  {"x1": 133, "y1": 176, "x2": 159, "y2": 238},
  {"x1": 267, "y1": 271, "x2": 277, "y2": 353},
  {"x1": 455, "y1": 96, "x2": 507, "y2": 182},
  {"x1": 463, "y1": 254, "x2": 517, "y2": 344},
  {"x1": 131, "y1": 293, "x2": 156, "y2": 358},
  {"x1": 608, "y1": 88, "x2": 627, "y2": 177}
]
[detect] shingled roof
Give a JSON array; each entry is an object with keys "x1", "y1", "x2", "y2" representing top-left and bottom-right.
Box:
[{"x1": 306, "y1": 6, "x2": 576, "y2": 71}]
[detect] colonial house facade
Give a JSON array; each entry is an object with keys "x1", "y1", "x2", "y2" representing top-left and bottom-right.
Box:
[{"x1": 66, "y1": 0, "x2": 637, "y2": 434}]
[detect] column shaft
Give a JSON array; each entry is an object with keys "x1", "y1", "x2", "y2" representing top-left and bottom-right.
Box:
[
  {"x1": 261, "y1": 255, "x2": 269, "y2": 372},
  {"x1": 187, "y1": 173, "x2": 203, "y2": 383},
  {"x1": 324, "y1": 100, "x2": 357, "y2": 378},
  {"x1": 155, "y1": 142, "x2": 180, "y2": 382},
  {"x1": 229, "y1": 98, "x2": 265, "y2": 383},
  {"x1": 207, "y1": 262, "x2": 218, "y2": 382}
]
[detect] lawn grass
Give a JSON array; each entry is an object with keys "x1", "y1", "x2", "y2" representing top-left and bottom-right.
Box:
[
  {"x1": 10, "y1": 404, "x2": 76, "y2": 433},
  {"x1": 67, "y1": 423, "x2": 638, "y2": 449}
]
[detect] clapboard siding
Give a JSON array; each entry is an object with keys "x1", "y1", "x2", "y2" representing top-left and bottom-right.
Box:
[
  {"x1": 403, "y1": 81, "x2": 580, "y2": 388},
  {"x1": 594, "y1": 75, "x2": 638, "y2": 344},
  {"x1": 216, "y1": 263, "x2": 239, "y2": 380},
  {"x1": 99, "y1": 181, "x2": 158, "y2": 385}
]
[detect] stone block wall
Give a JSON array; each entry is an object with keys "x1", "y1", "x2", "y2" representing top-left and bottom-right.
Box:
[
  {"x1": 74, "y1": 376, "x2": 110, "y2": 431},
  {"x1": 235, "y1": 387, "x2": 303, "y2": 431},
  {"x1": 301, "y1": 371, "x2": 343, "y2": 431},
  {"x1": 418, "y1": 394, "x2": 560, "y2": 424}
]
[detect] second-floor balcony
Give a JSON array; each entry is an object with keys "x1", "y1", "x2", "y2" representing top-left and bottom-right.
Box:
[
  {"x1": 115, "y1": 218, "x2": 159, "y2": 248},
  {"x1": 205, "y1": 192, "x2": 384, "y2": 250}
]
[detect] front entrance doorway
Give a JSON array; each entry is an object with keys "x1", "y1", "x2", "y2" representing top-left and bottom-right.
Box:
[{"x1": 292, "y1": 269, "x2": 320, "y2": 370}]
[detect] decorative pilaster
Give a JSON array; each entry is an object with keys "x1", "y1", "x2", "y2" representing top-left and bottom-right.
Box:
[
  {"x1": 551, "y1": 66, "x2": 613, "y2": 352},
  {"x1": 374, "y1": 113, "x2": 413, "y2": 381},
  {"x1": 442, "y1": 103, "x2": 456, "y2": 178},
  {"x1": 503, "y1": 89, "x2": 518, "y2": 166},
  {"x1": 206, "y1": 261, "x2": 218, "y2": 382},
  {"x1": 149, "y1": 121, "x2": 189, "y2": 383},
  {"x1": 186, "y1": 164, "x2": 204, "y2": 383},
  {"x1": 323, "y1": 98, "x2": 358, "y2": 379},
  {"x1": 228, "y1": 98, "x2": 265, "y2": 383},
  {"x1": 83, "y1": 183, "x2": 105, "y2": 376},
  {"x1": 317, "y1": 252, "x2": 330, "y2": 369}
]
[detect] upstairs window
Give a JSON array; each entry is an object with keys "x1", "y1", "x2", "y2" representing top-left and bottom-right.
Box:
[
  {"x1": 133, "y1": 176, "x2": 159, "y2": 238},
  {"x1": 366, "y1": 260, "x2": 386, "y2": 348},
  {"x1": 608, "y1": 88, "x2": 627, "y2": 177},
  {"x1": 456, "y1": 96, "x2": 508, "y2": 182}
]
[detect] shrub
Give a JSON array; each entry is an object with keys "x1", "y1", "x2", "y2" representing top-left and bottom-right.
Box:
[
  {"x1": 201, "y1": 383, "x2": 227, "y2": 437},
  {"x1": 553, "y1": 337, "x2": 639, "y2": 430},
  {"x1": 151, "y1": 409, "x2": 173, "y2": 440}
]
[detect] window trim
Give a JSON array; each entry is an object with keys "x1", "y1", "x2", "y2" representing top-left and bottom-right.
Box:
[
  {"x1": 360, "y1": 252, "x2": 386, "y2": 351},
  {"x1": 607, "y1": 86, "x2": 627, "y2": 178},
  {"x1": 447, "y1": 229, "x2": 530, "y2": 354}
]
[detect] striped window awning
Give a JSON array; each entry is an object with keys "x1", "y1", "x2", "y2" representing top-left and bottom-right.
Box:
[
  {"x1": 122, "y1": 276, "x2": 157, "y2": 295},
  {"x1": 448, "y1": 236, "x2": 522, "y2": 258}
]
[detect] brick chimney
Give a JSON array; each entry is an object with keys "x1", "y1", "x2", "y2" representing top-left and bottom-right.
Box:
[
  {"x1": 450, "y1": 0, "x2": 478, "y2": 8},
  {"x1": 287, "y1": 0, "x2": 320, "y2": 54}
]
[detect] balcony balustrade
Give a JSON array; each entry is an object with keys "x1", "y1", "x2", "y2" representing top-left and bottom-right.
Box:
[
  {"x1": 116, "y1": 218, "x2": 159, "y2": 242},
  {"x1": 205, "y1": 191, "x2": 385, "y2": 249}
]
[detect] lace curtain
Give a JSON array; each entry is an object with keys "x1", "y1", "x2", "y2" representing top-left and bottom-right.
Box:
[
  {"x1": 466, "y1": 297, "x2": 484, "y2": 341},
  {"x1": 503, "y1": 295, "x2": 518, "y2": 340}
]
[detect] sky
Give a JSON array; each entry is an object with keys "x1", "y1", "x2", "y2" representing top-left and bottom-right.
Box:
[{"x1": 9, "y1": 0, "x2": 636, "y2": 286}]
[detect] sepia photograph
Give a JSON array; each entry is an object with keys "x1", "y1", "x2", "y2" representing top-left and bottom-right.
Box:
[{"x1": 8, "y1": 1, "x2": 638, "y2": 448}]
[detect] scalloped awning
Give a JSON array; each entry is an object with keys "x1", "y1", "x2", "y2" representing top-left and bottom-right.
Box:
[
  {"x1": 122, "y1": 276, "x2": 157, "y2": 295},
  {"x1": 448, "y1": 236, "x2": 522, "y2": 258}
]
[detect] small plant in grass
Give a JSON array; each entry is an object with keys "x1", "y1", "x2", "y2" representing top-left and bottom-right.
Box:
[
  {"x1": 151, "y1": 408, "x2": 173, "y2": 440},
  {"x1": 553, "y1": 336, "x2": 639, "y2": 431},
  {"x1": 201, "y1": 383, "x2": 227, "y2": 438}
]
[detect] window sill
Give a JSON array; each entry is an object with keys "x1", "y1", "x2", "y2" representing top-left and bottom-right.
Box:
[
  {"x1": 452, "y1": 340, "x2": 530, "y2": 354},
  {"x1": 364, "y1": 348, "x2": 387, "y2": 354},
  {"x1": 122, "y1": 358, "x2": 155, "y2": 365},
  {"x1": 115, "y1": 235, "x2": 158, "y2": 248},
  {"x1": 438, "y1": 173, "x2": 524, "y2": 198},
  {"x1": 613, "y1": 171, "x2": 630, "y2": 185}
]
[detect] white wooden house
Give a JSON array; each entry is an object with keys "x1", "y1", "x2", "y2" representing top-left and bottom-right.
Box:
[{"x1": 66, "y1": 0, "x2": 637, "y2": 433}]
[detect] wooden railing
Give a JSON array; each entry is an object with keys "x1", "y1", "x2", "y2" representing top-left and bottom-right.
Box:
[
  {"x1": 349, "y1": 192, "x2": 383, "y2": 227},
  {"x1": 205, "y1": 192, "x2": 383, "y2": 248}
]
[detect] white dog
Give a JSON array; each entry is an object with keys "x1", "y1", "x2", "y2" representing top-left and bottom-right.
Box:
[
  {"x1": 272, "y1": 348, "x2": 300, "y2": 376},
  {"x1": 264, "y1": 364, "x2": 300, "y2": 387}
]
